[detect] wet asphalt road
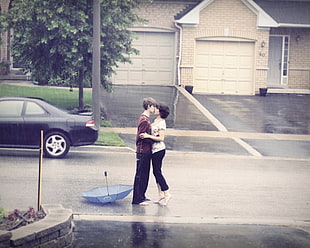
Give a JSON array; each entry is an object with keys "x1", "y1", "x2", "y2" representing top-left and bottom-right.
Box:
[
  {"x1": 1, "y1": 82, "x2": 310, "y2": 247},
  {"x1": 1, "y1": 146, "x2": 310, "y2": 248},
  {"x1": 73, "y1": 221, "x2": 310, "y2": 248}
]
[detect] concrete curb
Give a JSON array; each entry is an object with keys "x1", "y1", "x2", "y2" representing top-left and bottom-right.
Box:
[
  {"x1": 0, "y1": 204, "x2": 73, "y2": 248},
  {"x1": 73, "y1": 214, "x2": 310, "y2": 228},
  {"x1": 176, "y1": 86, "x2": 227, "y2": 131},
  {"x1": 100, "y1": 127, "x2": 310, "y2": 141}
]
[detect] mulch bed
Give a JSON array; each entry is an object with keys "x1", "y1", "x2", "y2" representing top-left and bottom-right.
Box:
[{"x1": 0, "y1": 208, "x2": 46, "y2": 231}]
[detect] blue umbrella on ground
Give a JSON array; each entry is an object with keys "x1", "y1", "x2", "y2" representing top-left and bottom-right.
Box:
[{"x1": 82, "y1": 171, "x2": 133, "y2": 204}]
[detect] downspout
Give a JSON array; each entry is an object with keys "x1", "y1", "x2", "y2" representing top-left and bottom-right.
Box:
[{"x1": 174, "y1": 21, "x2": 182, "y2": 86}]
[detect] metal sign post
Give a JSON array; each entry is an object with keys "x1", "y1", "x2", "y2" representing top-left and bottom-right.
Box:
[
  {"x1": 37, "y1": 130, "x2": 43, "y2": 211},
  {"x1": 92, "y1": 0, "x2": 101, "y2": 130}
]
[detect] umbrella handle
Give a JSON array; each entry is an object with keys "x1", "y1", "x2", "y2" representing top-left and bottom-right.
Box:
[{"x1": 104, "y1": 171, "x2": 109, "y2": 195}]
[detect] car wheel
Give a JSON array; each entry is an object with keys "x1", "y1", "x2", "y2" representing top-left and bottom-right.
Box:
[{"x1": 44, "y1": 132, "x2": 70, "y2": 158}]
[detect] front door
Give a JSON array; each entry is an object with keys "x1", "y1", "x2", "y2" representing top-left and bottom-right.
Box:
[{"x1": 267, "y1": 36, "x2": 289, "y2": 87}]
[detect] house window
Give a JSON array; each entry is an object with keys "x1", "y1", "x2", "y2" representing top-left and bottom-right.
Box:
[{"x1": 282, "y1": 36, "x2": 289, "y2": 84}]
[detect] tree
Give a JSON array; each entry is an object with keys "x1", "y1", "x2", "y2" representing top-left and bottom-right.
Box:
[{"x1": 0, "y1": 0, "x2": 145, "y2": 110}]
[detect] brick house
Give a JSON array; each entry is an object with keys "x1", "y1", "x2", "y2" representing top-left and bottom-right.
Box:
[
  {"x1": 113, "y1": 0, "x2": 310, "y2": 95},
  {"x1": 1, "y1": 0, "x2": 309, "y2": 94}
]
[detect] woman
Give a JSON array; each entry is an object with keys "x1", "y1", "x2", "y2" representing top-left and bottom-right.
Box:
[{"x1": 140, "y1": 102, "x2": 171, "y2": 206}]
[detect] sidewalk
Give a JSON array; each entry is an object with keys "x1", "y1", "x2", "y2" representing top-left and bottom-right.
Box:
[{"x1": 102, "y1": 127, "x2": 310, "y2": 141}]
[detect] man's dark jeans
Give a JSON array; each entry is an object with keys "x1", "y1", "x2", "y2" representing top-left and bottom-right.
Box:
[{"x1": 132, "y1": 152, "x2": 151, "y2": 204}]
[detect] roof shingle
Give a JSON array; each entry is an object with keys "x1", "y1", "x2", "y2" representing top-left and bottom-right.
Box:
[{"x1": 254, "y1": 0, "x2": 310, "y2": 25}]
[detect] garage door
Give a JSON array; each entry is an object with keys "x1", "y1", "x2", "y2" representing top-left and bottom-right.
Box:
[
  {"x1": 112, "y1": 32, "x2": 175, "y2": 85},
  {"x1": 194, "y1": 40, "x2": 254, "y2": 95}
]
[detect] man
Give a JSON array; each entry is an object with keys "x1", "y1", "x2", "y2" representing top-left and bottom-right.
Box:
[{"x1": 132, "y1": 97, "x2": 156, "y2": 206}]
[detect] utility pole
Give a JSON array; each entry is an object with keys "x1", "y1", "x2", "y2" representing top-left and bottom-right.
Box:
[{"x1": 92, "y1": 0, "x2": 101, "y2": 130}]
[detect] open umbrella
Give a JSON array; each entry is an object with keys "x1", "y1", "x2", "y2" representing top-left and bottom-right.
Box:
[{"x1": 82, "y1": 171, "x2": 133, "y2": 204}]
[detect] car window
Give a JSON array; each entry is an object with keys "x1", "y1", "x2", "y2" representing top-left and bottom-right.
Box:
[
  {"x1": 0, "y1": 100, "x2": 23, "y2": 116},
  {"x1": 25, "y1": 101, "x2": 46, "y2": 115}
]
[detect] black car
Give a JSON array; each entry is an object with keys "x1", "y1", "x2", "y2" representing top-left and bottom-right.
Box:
[{"x1": 0, "y1": 97, "x2": 98, "y2": 158}]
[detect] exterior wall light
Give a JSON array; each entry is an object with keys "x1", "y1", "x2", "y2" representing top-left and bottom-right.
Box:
[
  {"x1": 261, "y1": 41, "x2": 265, "y2": 48},
  {"x1": 296, "y1": 35, "x2": 301, "y2": 42}
]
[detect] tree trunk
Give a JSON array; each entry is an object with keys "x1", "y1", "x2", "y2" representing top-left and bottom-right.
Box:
[{"x1": 78, "y1": 71, "x2": 84, "y2": 111}]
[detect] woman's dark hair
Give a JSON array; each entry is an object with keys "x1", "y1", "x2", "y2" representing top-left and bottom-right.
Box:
[{"x1": 158, "y1": 103, "x2": 170, "y2": 119}]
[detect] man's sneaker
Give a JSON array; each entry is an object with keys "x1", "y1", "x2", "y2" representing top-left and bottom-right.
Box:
[{"x1": 139, "y1": 201, "x2": 149, "y2": 206}]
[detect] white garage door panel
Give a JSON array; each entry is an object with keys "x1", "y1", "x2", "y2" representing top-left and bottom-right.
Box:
[
  {"x1": 112, "y1": 32, "x2": 174, "y2": 85},
  {"x1": 239, "y1": 69, "x2": 252, "y2": 80},
  {"x1": 195, "y1": 79, "x2": 209, "y2": 91},
  {"x1": 223, "y1": 81, "x2": 237, "y2": 91},
  {"x1": 194, "y1": 41, "x2": 254, "y2": 95},
  {"x1": 159, "y1": 59, "x2": 172, "y2": 69},
  {"x1": 210, "y1": 55, "x2": 222, "y2": 66},
  {"x1": 225, "y1": 69, "x2": 238, "y2": 79},
  {"x1": 238, "y1": 83, "x2": 251, "y2": 92},
  {"x1": 208, "y1": 80, "x2": 222, "y2": 93},
  {"x1": 196, "y1": 55, "x2": 209, "y2": 65},
  {"x1": 114, "y1": 71, "x2": 128, "y2": 81},
  {"x1": 225, "y1": 56, "x2": 238, "y2": 68},
  {"x1": 130, "y1": 58, "x2": 143, "y2": 68},
  {"x1": 131, "y1": 72, "x2": 143, "y2": 81},
  {"x1": 209, "y1": 68, "x2": 223, "y2": 79},
  {"x1": 159, "y1": 46, "x2": 174, "y2": 56},
  {"x1": 144, "y1": 58, "x2": 159, "y2": 68}
]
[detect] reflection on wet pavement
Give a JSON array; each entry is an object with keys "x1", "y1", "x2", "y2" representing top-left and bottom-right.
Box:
[
  {"x1": 101, "y1": 85, "x2": 217, "y2": 131},
  {"x1": 102, "y1": 85, "x2": 309, "y2": 135},
  {"x1": 194, "y1": 94, "x2": 310, "y2": 134},
  {"x1": 244, "y1": 139, "x2": 310, "y2": 158},
  {"x1": 119, "y1": 133, "x2": 250, "y2": 155},
  {"x1": 73, "y1": 220, "x2": 310, "y2": 248},
  {"x1": 101, "y1": 85, "x2": 310, "y2": 156}
]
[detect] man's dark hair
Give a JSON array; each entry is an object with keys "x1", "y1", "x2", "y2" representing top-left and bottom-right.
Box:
[{"x1": 143, "y1": 97, "x2": 156, "y2": 110}]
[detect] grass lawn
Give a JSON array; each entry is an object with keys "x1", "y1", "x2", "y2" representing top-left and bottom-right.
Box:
[
  {"x1": 0, "y1": 84, "x2": 92, "y2": 109},
  {"x1": 95, "y1": 132, "x2": 125, "y2": 147},
  {"x1": 0, "y1": 83, "x2": 125, "y2": 147}
]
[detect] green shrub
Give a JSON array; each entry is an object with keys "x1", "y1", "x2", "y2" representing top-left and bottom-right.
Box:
[{"x1": 0, "y1": 207, "x2": 7, "y2": 223}]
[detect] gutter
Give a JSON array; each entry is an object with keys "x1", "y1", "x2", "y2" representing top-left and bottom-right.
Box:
[
  {"x1": 277, "y1": 23, "x2": 310, "y2": 28},
  {"x1": 174, "y1": 22, "x2": 182, "y2": 87}
]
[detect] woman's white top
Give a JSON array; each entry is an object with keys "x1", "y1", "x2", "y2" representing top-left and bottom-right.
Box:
[{"x1": 151, "y1": 119, "x2": 166, "y2": 154}]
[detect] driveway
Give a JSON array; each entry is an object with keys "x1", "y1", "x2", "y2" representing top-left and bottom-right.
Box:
[
  {"x1": 101, "y1": 85, "x2": 217, "y2": 131},
  {"x1": 194, "y1": 93, "x2": 310, "y2": 134},
  {"x1": 101, "y1": 85, "x2": 310, "y2": 158}
]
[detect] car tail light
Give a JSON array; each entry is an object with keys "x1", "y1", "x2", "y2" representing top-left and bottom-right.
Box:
[{"x1": 86, "y1": 120, "x2": 95, "y2": 127}]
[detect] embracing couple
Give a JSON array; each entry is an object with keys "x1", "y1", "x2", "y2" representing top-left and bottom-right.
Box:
[{"x1": 132, "y1": 97, "x2": 171, "y2": 206}]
